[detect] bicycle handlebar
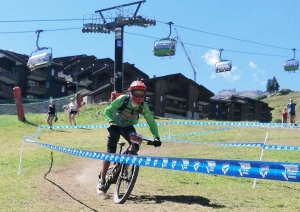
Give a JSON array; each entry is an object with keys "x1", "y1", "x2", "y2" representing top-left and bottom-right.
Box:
[{"x1": 142, "y1": 138, "x2": 155, "y2": 146}]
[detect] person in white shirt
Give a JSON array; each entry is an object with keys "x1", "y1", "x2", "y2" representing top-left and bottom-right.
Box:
[{"x1": 68, "y1": 97, "x2": 78, "y2": 126}]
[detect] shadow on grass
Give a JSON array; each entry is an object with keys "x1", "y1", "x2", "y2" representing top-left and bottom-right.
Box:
[
  {"x1": 44, "y1": 152, "x2": 99, "y2": 212},
  {"x1": 129, "y1": 194, "x2": 225, "y2": 208},
  {"x1": 23, "y1": 119, "x2": 39, "y2": 127}
]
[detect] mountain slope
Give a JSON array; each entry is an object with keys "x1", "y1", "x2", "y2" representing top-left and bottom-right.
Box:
[{"x1": 213, "y1": 89, "x2": 269, "y2": 99}]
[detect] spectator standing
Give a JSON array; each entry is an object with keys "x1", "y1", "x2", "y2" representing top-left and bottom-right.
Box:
[
  {"x1": 280, "y1": 107, "x2": 288, "y2": 125},
  {"x1": 46, "y1": 99, "x2": 56, "y2": 129},
  {"x1": 286, "y1": 99, "x2": 297, "y2": 125},
  {"x1": 68, "y1": 97, "x2": 78, "y2": 126}
]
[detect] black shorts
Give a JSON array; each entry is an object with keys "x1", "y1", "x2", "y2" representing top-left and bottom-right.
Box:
[
  {"x1": 106, "y1": 125, "x2": 136, "y2": 153},
  {"x1": 70, "y1": 110, "x2": 77, "y2": 115},
  {"x1": 47, "y1": 113, "x2": 55, "y2": 118},
  {"x1": 289, "y1": 112, "x2": 295, "y2": 116}
]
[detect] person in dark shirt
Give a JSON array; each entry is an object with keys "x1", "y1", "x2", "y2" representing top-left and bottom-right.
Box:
[
  {"x1": 46, "y1": 99, "x2": 56, "y2": 129},
  {"x1": 286, "y1": 99, "x2": 297, "y2": 125}
]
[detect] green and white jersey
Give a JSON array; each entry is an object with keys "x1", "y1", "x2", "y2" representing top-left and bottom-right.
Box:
[{"x1": 104, "y1": 94, "x2": 159, "y2": 138}]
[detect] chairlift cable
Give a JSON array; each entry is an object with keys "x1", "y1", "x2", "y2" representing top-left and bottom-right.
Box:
[{"x1": 174, "y1": 28, "x2": 196, "y2": 82}]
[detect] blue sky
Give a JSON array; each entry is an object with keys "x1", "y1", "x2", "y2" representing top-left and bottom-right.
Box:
[{"x1": 1, "y1": 0, "x2": 300, "y2": 95}]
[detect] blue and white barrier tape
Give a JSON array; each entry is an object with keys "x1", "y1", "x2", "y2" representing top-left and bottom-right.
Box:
[
  {"x1": 24, "y1": 139, "x2": 300, "y2": 183},
  {"x1": 38, "y1": 121, "x2": 300, "y2": 130},
  {"x1": 264, "y1": 145, "x2": 300, "y2": 150},
  {"x1": 165, "y1": 127, "x2": 234, "y2": 138},
  {"x1": 165, "y1": 140, "x2": 264, "y2": 147},
  {"x1": 24, "y1": 128, "x2": 41, "y2": 139}
]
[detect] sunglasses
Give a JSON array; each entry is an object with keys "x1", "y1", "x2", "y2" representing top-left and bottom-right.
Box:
[{"x1": 131, "y1": 90, "x2": 146, "y2": 98}]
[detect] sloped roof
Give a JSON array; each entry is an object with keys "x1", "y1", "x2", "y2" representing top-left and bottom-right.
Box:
[{"x1": 0, "y1": 49, "x2": 27, "y2": 65}]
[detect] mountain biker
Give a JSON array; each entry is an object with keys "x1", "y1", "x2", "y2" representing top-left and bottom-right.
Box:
[{"x1": 97, "y1": 80, "x2": 162, "y2": 194}]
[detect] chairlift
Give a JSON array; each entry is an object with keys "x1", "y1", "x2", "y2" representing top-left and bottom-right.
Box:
[
  {"x1": 283, "y1": 48, "x2": 299, "y2": 72},
  {"x1": 153, "y1": 21, "x2": 178, "y2": 57},
  {"x1": 27, "y1": 30, "x2": 53, "y2": 71},
  {"x1": 215, "y1": 49, "x2": 232, "y2": 73}
]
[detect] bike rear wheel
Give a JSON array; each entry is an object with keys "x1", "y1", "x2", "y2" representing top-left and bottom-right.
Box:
[{"x1": 114, "y1": 164, "x2": 139, "y2": 204}]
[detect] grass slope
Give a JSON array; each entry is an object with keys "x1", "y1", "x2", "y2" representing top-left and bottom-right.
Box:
[
  {"x1": 1, "y1": 104, "x2": 300, "y2": 211},
  {"x1": 261, "y1": 91, "x2": 300, "y2": 123}
]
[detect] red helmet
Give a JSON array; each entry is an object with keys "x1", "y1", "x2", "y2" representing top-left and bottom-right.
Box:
[{"x1": 129, "y1": 80, "x2": 146, "y2": 104}]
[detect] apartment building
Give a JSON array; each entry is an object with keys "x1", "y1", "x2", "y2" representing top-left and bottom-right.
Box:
[
  {"x1": 143, "y1": 73, "x2": 214, "y2": 119},
  {"x1": 0, "y1": 49, "x2": 70, "y2": 101},
  {"x1": 210, "y1": 95, "x2": 273, "y2": 122},
  {"x1": 0, "y1": 49, "x2": 273, "y2": 122}
]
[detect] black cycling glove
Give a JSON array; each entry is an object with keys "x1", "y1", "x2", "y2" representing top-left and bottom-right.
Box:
[{"x1": 153, "y1": 137, "x2": 162, "y2": 147}]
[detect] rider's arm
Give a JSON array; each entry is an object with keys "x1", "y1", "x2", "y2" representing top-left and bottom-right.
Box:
[
  {"x1": 104, "y1": 95, "x2": 126, "y2": 123},
  {"x1": 141, "y1": 103, "x2": 159, "y2": 138}
]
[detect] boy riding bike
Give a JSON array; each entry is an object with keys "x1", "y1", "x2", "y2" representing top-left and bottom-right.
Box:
[{"x1": 97, "y1": 80, "x2": 162, "y2": 194}]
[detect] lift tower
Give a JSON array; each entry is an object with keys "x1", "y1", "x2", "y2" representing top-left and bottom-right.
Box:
[{"x1": 82, "y1": 1, "x2": 156, "y2": 100}]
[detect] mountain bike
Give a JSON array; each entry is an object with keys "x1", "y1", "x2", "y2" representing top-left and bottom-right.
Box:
[{"x1": 100, "y1": 132, "x2": 155, "y2": 204}]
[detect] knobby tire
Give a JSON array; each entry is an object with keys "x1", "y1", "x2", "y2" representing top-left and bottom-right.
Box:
[{"x1": 114, "y1": 164, "x2": 139, "y2": 204}]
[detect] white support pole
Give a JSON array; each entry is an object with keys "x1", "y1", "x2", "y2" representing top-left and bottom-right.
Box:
[
  {"x1": 234, "y1": 126, "x2": 244, "y2": 143},
  {"x1": 252, "y1": 132, "x2": 269, "y2": 188},
  {"x1": 168, "y1": 122, "x2": 171, "y2": 141},
  {"x1": 18, "y1": 137, "x2": 26, "y2": 175}
]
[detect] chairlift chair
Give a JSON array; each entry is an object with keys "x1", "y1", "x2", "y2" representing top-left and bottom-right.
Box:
[
  {"x1": 27, "y1": 30, "x2": 53, "y2": 71},
  {"x1": 153, "y1": 21, "x2": 178, "y2": 57},
  {"x1": 283, "y1": 48, "x2": 299, "y2": 72},
  {"x1": 153, "y1": 38, "x2": 177, "y2": 57},
  {"x1": 215, "y1": 49, "x2": 232, "y2": 73}
]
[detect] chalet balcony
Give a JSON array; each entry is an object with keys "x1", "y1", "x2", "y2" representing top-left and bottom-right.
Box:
[
  {"x1": 26, "y1": 84, "x2": 46, "y2": 95},
  {"x1": 78, "y1": 88, "x2": 92, "y2": 96},
  {"x1": 165, "y1": 106, "x2": 186, "y2": 113},
  {"x1": 146, "y1": 88, "x2": 155, "y2": 96},
  {"x1": 58, "y1": 71, "x2": 68, "y2": 78},
  {"x1": 0, "y1": 68, "x2": 19, "y2": 84},
  {"x1": 79, "y1": 77, "x2": 92, "y2": 86},
  {"x1": 0, "y1": 82, "x2": 13, "y2": 98},
  {"x1": 165, "y1": 89, "x2": 187, "y2": 102},
  {"x1": 27, "y1": 70, "x2": 47, "y2": 81}
]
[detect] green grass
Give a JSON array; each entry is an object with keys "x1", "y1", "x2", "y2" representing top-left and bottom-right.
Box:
[
  {"x1": 261, "y1": 91, "x2": 300, "y2": 123},
  {"x1": 1, "y1": 103, "x2": 300, "y2": 211}
]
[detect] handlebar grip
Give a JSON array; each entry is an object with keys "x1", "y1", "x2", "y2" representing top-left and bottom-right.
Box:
[{"x1": 143, "y1": 138, "x2": 154, "y2": 145}]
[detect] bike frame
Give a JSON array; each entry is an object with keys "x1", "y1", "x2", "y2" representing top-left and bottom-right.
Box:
[{"x1": 102, "y1": 138, "x2": 154, "y2": 203}]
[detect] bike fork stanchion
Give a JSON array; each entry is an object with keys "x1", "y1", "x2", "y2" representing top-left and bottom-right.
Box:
[
  {"x1": 18, "y1": 136, "x2": 26, "y2": 175},
  {"x1": 252, "y1": 132, "x2": 269, "y2": 188}
]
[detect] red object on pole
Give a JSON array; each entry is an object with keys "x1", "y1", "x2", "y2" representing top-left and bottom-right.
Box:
[
  {"x1": 13, "y1": 87, "x2": 25, "y2": 121},
  {"x1": 77, "y1": 93, "x2": 82, "y2": 115},
  {"x1": 110, "y1": 91, "x2": 123, "y2": 102}
]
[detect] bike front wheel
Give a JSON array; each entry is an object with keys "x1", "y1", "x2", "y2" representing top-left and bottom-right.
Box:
[{"x1": 114, "y1": 164, "x2": 139, "y2": 204}]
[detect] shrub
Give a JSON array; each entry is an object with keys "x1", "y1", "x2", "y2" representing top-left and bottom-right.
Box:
[
  {"x1": 255, "y1": 94, "x2": 267, "y2": 101},
  {"x1": 280, "y1": 88, "x2": 292, "y2": 95}
]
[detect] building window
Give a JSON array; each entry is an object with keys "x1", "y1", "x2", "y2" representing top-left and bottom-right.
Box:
[
  {"x1": 61, "y1": 85, "x2": 65, "y2": 92},
  {"x1": 158, "y1": 83, "x2": 161, "y2": 89},
  {"x1": 51, "y1": 69, "x2": 55, "y2": 76},
  {"x1": 216, "y1": 104, "x2": 218, "y2": 109},
  {"x1": 191, "y1": 90, "x2": 194, "y2": 96},
  {"x1": 46, "y1": 82, "x2": 50, "y2": 89},
  {"x1": 160, "y1": 96, "x2": 163, "y2": 102},
  {"x1": 216, "y1": 112, "x2": 218, "y2": 116},
  {"x1": 194, "y1": 102, "x2": 196, "y2": 107},
  {"x1": 198, "y1": 105, "x2": 203, "y2": 111}
]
